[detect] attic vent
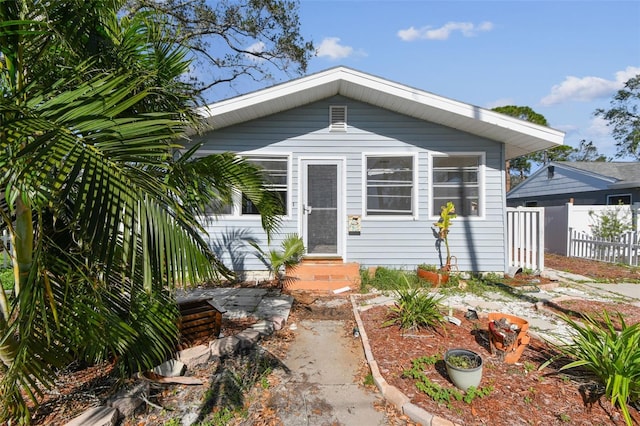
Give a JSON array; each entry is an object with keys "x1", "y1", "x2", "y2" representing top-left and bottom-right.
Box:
[{"x1": 329, "y1": 105, "x2": 347, "y2": 131}]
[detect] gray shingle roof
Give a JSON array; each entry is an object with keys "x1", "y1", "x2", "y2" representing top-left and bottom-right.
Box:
[{"x1": 555, "y1": 161, "x2": 640, "y2": 182}]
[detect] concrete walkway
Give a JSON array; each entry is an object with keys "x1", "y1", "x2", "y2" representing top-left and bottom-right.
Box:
[
  {"x1": 178, "y1": 287, "x2": 387, "y2": 425},
  {"x1": 577, "y1": 282, "x2": 640, "y2": 306},
  {"x1": 270, "y1": 319, "x2": 387, "y2": 426},
  {"x1": 177, "y1": 287, "x2": 294, "y2": 321}
]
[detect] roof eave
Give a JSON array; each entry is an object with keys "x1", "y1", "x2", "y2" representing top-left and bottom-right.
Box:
[
  {"x1": 197, "y1": 67, "x2": 565, "y2": 158},
  {"x1": 608, "y1": 181, "x2": 640, "y2": 190}
]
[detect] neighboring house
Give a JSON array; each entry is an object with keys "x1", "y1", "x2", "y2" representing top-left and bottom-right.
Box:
[
  {"x1": 507, "y1": 161, "x2": 640, "y2": 207},
  {"x1": 194, "y1": 67, "x2": 563, "y2": 276}
]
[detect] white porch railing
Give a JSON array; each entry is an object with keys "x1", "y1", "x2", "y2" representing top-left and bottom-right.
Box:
[
  {"x1": 569, "y1": 229, "x2": 639, "y2": 266},
  {"x1": 506, "y1": 207, "x2": 545, "y2": 271}
]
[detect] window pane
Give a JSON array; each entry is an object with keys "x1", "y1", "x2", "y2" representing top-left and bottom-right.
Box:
[
  {"x1": 366, "y1": 156, "x2": 413, "y2": 215},
  {"x1": 432, "y1": 155, "x2": 480, "y2": 217},
  {"x1": 242, "y1": 157, "x2": 288, "y2": 215},
  {"x1": 607, "y1": 195, "x2": 631, "y2": 205},
  {"x1": 205, "y1": 200, "x2": 233, "y2": 215},
  {"x1": 433, "y1": 156, "x2": 478, "y2": 168},
  {"x1": 242, "y1": 190, "x2": 286, "y2": 215},
  {"x1": 250, "y1": 159, "x2": 287, "y2": 186}
]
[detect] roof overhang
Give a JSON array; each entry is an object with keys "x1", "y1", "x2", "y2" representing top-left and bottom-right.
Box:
[
  {"x1": 197, "y1": 67, "x2": 564, "y2": 159},
  {"x1": 608, "y1": 181, "x2": 640, "y2": 190}
]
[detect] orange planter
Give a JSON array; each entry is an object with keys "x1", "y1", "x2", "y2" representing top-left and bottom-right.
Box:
[
  {"x1": 416, "y1": 268, "x2": 449, "y2": 287},
  {"x1": 487, "y1": 313, "x2": 531, "y2": 364}
]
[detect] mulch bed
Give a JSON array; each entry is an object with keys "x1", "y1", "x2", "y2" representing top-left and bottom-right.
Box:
[{"x1": 359, "y1": 305, "x2": 639, "y2": 426}]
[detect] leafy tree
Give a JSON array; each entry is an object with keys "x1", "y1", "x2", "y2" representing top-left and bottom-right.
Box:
[
  {"x1": 492, "y1": 106, "x2": 551, "y2": 187},
  {"x1": 595, "y1": 74, "x2": 640, "y2": 159},
  {"x1": 0, "y1": 1, "x2": 294, "y2": 422},
  {"x1": 492, "y1": 106, "x2": 610, "y2": 188},
  {"x1": 492, "y1": 105, "x2": 549, "y2": 126},
  {"x1": 568, "y1": 140, "x2": 610, "y2": 162},
  {"x1": 125, "y1": 0, "x2": 315, "y2": 99}
]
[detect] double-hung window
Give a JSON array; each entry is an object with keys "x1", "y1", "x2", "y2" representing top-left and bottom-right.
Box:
[
  {"x1": 209, "y1": 156, "x2": 288, "y2": 216},
  {"x1": 242, "y1": 157, "x2": 288, "y2": 215},
  {"x1": 432, "y1": 154, "x2": 482, "y2": 217},
  {"x1": 366, "y1": 155, "x2": 414, "y2": 216}
]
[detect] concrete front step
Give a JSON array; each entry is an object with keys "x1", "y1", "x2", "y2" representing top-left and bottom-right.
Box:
[{"x1": 285, "y1": 261, "x2": 361, "y2": 291}]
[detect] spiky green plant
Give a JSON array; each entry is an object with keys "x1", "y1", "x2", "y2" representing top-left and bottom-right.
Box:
[
  {"x1": 542, "y1": 311, "x2": 640, "y2": 425},
  {"x1": 253, "y1": 233, "x2": 305, "y2": 282},
  {"x1": 382, "y1": 278, "x2": 445, "y2": 331}
]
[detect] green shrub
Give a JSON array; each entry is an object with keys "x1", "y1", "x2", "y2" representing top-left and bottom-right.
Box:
[
  {"x1": 0, "y1": 268, "x2": 13, "y2": 291},
  {"x1": 382, "y1": 279, "x2": 444, "y2": 331},
  {"x1": 589, "y1": 206, "x2": 632, "y2": 240},
  {"x1": 543, "y1": 311, "x2": 640, "y2": 426},
  {"x1": 417, "y1": 263, "x2": 438, "y2": 272},
  {"x1": 360, "y1": 266, "x2": 421, "y2": 292}
]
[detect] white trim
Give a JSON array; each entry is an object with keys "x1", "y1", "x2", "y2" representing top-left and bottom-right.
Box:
[
  {"x1": 429, "y1": 151, "x2": 486, "y2": 220},
  {"x1": 197, "y1": 67, "x2": 564, "y2": 159},
  {"x1": 214, "y1": 153, "x2": 293, "y2": 220},
  {"x1": 361, "y1": 152, "x2": 418, "y2": 220},
  {"x1": 298, "y1": 156, "x2": 347, "y2": 259}
]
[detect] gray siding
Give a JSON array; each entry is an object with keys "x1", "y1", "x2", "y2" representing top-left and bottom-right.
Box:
[
  {"x1": 196, "y1": 96, "x2": 507, "y2": 273},
  {"x1": 508, "y1": 166, "x2": 612, "y2": 199}
]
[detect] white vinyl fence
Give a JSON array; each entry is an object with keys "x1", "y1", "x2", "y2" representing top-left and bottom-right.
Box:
[
  {"x1": 569, "y1": 229, "x2": 639, "y2": 266},
  {"x1": 545, "y1": 203, "x2": 638, "y2": 256},
  {"x1": 506, "y1": 207, "x2": 545, "y2": 271}
]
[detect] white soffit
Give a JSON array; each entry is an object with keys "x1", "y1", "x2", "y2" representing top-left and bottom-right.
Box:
[{"x1": 198, "y1": 67, "x2": 564, "y2": 159}]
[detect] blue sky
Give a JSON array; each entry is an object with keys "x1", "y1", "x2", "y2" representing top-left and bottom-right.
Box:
[{"x1": 211, "y1": 1, "x2": 640, "y2": 161}]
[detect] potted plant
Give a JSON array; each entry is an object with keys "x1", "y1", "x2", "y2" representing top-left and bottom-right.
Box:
[
  {"x1": 416, "y1": 263, "x2": 449, "y2": 286},
  {"x1": 417, "y1": 201, "x2": 457, "y2": 286},
  {"x1": 444, "y1": 348, "x2": 483, "y2": 391},
  {"x1": 487, "y1": 313, "x2": 531, "y2": 364}
]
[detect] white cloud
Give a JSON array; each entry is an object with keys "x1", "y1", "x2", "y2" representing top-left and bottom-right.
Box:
[
  {"x1": 586, "y1": 116, "x2": 611, "y2": 138},
  {"x1": 316, "y1": 37, "x2": 354, "y2": 60},
  {"x1": 244, "y1": 41, "x2": 267, "y2": 62},
  {"x1": 540, "y1": 66, "x2": 640, "y2": 106},
  {"x1": 397, "y1": 21, "x2": 493, "y2": 41}
]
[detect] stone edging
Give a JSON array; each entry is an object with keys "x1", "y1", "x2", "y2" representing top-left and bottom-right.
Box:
[{"x1": 350, "y1": 295, "x2": 462, "y2": 426}]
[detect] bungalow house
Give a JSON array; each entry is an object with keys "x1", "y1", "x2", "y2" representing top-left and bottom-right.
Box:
[
  {"x1": 507, "y1": 161, "x2": 640, "y2": 207},
  {"x1": 193, "y1": 67, "x2": 564, "y2": 287}
]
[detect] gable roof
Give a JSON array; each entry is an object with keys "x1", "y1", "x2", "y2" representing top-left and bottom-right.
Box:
[
  {"x1": 198, "y1": 67, "x2": 564, "y2": 159},
  {"x1": 553, "y1": 161, "x2": 640, "y2": 189},
  {"x1": 507, "y1": 161, "x2": 640, "y2": 198}
]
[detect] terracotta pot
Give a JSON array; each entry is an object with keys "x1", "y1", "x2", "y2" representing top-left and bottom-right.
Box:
[
  {"x1": 487, "y1": 313, "x2": 531, "y2": 364},
  {"x1": 416, "y1": 268, "x2": 449, "y2": 287},
  {"x1": 444, "y1": 348, "x2": 483, "y2": 391}
]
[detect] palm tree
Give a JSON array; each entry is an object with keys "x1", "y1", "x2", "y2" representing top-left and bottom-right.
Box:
[{"x1": 0, "y1": 2, "x2": 281, "y2": 422}]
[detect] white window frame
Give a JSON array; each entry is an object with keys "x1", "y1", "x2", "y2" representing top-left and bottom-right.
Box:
[
  {"x1": 218, "y1": 154, "x2": 291, "y2": 219},
  {"x1": 362, "y1": 153, "x2": 417, "y2": 219},
  {"x1": 607, "y1": 193, "x2": 632, "y2": 205},
  {"x1": 430, "y1": 152, "x2": 485, "y2": 219}
]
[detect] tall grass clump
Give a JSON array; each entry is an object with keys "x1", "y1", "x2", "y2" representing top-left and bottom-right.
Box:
[
  {"x1": 382, "y1": 278, "x2": 445, "y2": 332},
  {"x1": 360, "y1": 267, "x2": 421, "y2": 292},
  {"x1": 542, "y1": 311, "x2": 640, "y2": 425}
]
